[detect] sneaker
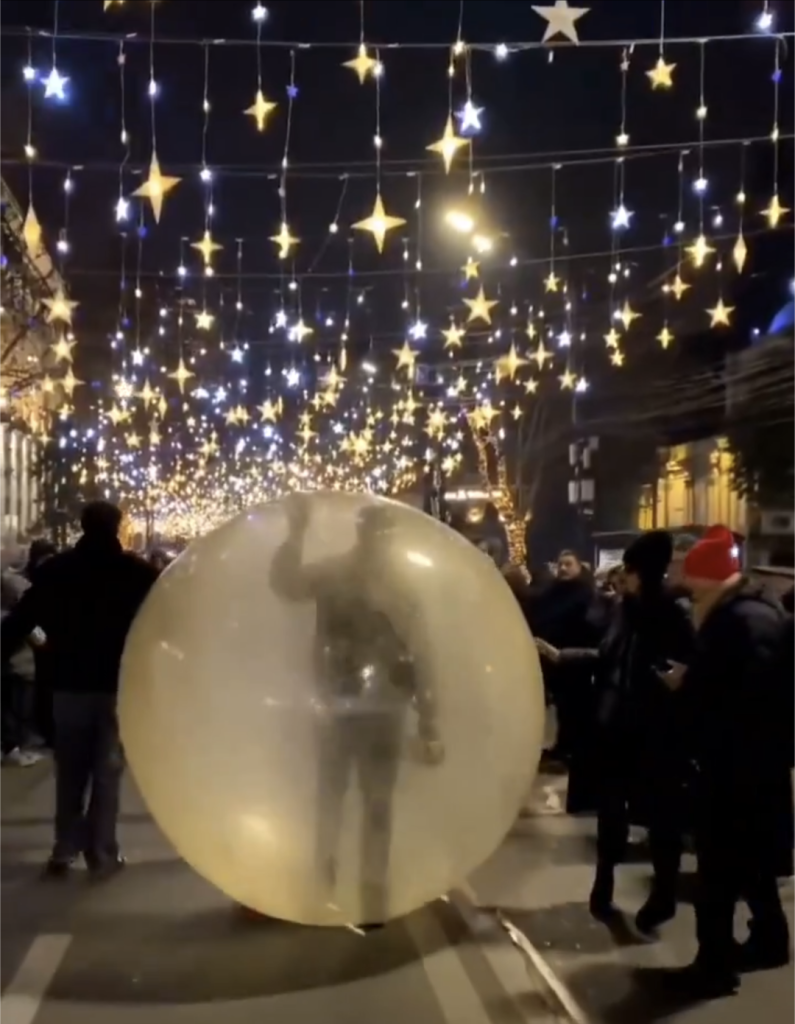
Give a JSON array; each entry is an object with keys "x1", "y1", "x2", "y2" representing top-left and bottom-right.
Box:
[{"x1": 2, "y1": 747, "x2": 44, "y2": 767}]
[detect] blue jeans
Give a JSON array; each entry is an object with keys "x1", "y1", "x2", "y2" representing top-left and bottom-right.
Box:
[{"x1": 52, "y1": 692, "x2": 124, "y2": 866}]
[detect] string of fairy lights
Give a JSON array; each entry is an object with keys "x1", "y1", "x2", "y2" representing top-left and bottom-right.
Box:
[{"x1": 2, "y1": 1, "x2": 793, "y2": 555}]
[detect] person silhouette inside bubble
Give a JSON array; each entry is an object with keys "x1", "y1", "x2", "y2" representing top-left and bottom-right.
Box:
[{"x1": 270, "y1": 494, "x2": 443, "y2": 927}]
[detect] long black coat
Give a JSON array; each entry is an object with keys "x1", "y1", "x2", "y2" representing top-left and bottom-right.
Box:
[{"x1": 685, "y1": 581, "x2": 792, "y2": 873}]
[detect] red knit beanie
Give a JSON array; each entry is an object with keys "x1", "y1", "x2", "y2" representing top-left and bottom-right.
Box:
[{"x1": 683, "y1": 525, "x2": 740, "y2": 582}]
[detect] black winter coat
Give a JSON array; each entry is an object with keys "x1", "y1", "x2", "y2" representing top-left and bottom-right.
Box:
[
  {"x1": 1, "y1": 535, "x2": 158, "y2": 695},
  {"x1": 685, "y1": 581, "x2": 793, "y2": 874}
]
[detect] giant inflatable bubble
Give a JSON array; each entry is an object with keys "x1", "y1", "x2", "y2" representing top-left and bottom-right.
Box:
[{"x1": 120, "y1": 491, "x2": 545, "y2": 926}]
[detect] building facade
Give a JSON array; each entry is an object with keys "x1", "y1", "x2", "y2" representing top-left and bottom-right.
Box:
[{"x1": 0, "y1": 423, "x2": 41, "y2": 539}]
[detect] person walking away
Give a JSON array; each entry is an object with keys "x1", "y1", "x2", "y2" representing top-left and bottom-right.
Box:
[
  {"x1": 537, "y1": 531, "x2": 694, "y2": 932},
  {"x1": 669, "y1": 525, "x2": 791, "y2": 998},
  {"x1": 1, "y1": 552, "x2": 44, "y2": 766},
  {"x1": 1, "y1": 501, "x2": 158, "y2": 879},
  {"x1": 25, "y1": 540, "x2": 58, "y2": 749}
]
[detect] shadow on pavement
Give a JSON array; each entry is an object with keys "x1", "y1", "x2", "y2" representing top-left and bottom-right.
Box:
[
  {"x1": 563, "y1": 961, "x2": 710, "y2": 1024},
  {"x1": 480, "y1": 903, "x2": 649, "y2": 956},
  {"x1": 2, "y1": 858, "x2": 467, "y2": 1005}
]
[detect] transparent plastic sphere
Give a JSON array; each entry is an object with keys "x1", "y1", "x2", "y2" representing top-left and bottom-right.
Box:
[{"x1": 120, "y1": 492, "x2": 544, "y2": 926}]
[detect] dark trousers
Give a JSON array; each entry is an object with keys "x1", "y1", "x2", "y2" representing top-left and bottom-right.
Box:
[
  {"x1": 695, "y1": 782, "x2": 790, "y2": 967},
  {"x1": 596, "y1": 741, "x2": 683, "y2": 890},
  {"x1": 315, "y1": 714, "x2": 402, "y2": 923},
  {"x1": 52, "y1": 692, "x2": 124, "y2": 866},
  {"x1": 1, "y1": 670, "x2": 27, "y2": 754}
]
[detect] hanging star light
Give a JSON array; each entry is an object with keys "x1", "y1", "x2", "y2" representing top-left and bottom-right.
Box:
[
  {"x1": 558, "y1": 368, "x2": 577, "y2": 389},
  {"x1": 463, "y1": 286, "x2": 498, "y2": 325},
  {"x1": 686, "y1": 233, "x2": 715, "y2": 268},
  {"x1": 22, "y1": 205, "x2": 42, "y2": 252},
  {"x1": 392, "y1": 341, "x2": 418, "y2": 374},
  {"x1": 132, "y1": 152, "x2": 181, "y2": 223},
  {"x1": 524, "y1": 377, "x2": 539, "y2": 394},
  {"x1": 617, "y1": 301, "x2": 641, "y2": 329},
  {"x1": 494, "y1": 343, "x2": 528, "y2": 383},
  {"x1": 352, "y1": 193, "x2": 406, "y2": 252},
  {"x1": 258, "y1": 399, "x2": 281, "y2": 422},
  {"x1": 195, "y1": 309, "x2": 214, "y2": 330},
  {"x1": 610, "y1": 350, "x2": 625, "y2": 367},
  {"x1": 42, "y1": 288, "x2": 78, "y2": 326},
  {"x1": 531, "y1": 1, "x2": 590, "y2": 44},
  {"x1": 289, "y1": 319, "x2": 313, "y2": 342},
  {"x1": 270, "y1": 222, "x2": 299, "y2": 259},
  {"x1": 442, "y1": 323, "x2": 465, "y2": 349},
  {"x1": 60, "y1": 368, "x2": 83, "y2": 398},
  {"x1": 707, "y1": 299, "x2": 734, "y2": 327},
  {"x1": 168, "y1": 358, "x2": 194, "y2": 394},
  {"x1": 646, "y1": 56, "x2": 676, "y2": 89},
  {"x1": 544, "y1": 271, "x2": 560, "y2": 292},
  {"x1": 343, "y1": 44, "x2": 379, "y2": 84},
  {"x1": 457, "y1": 100, "x2": 483, "y2": 133},
  {"x1": 427, "y1": 117, "x2": 469, "y2": 173},
  {"x1": 138, "y1": 379, "x2": 156, "y2": 409},
  {"x1": 657, "y1": 325, "x2": 674, "y2": 349},
  {"x1": 669, "y1": 273, "x2": 691, "y2": 300},
  {"x1": 762, "y1": 195, "x2": 789, "y2": 228},
  {"x1": 530, "y1": 341, "x2": 553, "y2": 369},
  {"x1": 245, "y1": 90, "x2": 277, "y2": 131},
  {"x1": 603, "y1": 327, "x2": 621, "y2": 349},
  {"x1": 43, "y1": 67, "x2": 68, "y2": 99},
  {"x1": 462, "y1": 258, "x2": 480, "y2": 280},
  {"x1": 732, "y1": 233, "x2": 748, "y2": 273},
  {"x1": 50, "y1": 335, "x2": 76, "y2": 363},
  {"x1": 191, "y1": 229, "x2": 222, "y2": 265}
]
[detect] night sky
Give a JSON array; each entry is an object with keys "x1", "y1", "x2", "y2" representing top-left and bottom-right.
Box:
[{"x1": 1, "y1": 1, "x2": 793, "y2": 515}]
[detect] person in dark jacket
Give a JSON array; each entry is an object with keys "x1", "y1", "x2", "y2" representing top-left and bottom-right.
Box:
[
  {"x1": 25, "y1": 540, "x2": 58, "y2": 748},
  {"x1": 530, "y1": 551, "x2": 602, "y2": 765},
  {"x1": 1, "y1": 501, "x2": 158, "y2": 879},
  {"x1": 537, "y1": 530, "x2": 695, "y2": 932},
  {"x1": 668, "y1": 526, "x2": 791, "y2": 998}
]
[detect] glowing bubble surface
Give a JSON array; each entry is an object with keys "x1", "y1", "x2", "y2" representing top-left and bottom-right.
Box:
[{"x1": 120, "y1": 491, "x2": 544, "y2": 925}]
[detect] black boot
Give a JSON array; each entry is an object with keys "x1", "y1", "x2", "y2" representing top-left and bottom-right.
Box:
[
  {"x1": 665, "y1": 958, "x2": 739, "y2": 1000},
  {"x1": 737, "y1": 921, "x2": 791, "y2": 972},
  {"x1": 635, "y1": 885, "x2": 676, "y2": 934},
  {"x1": 589, "y1": 865, "x2": 617, "y2": 920}
]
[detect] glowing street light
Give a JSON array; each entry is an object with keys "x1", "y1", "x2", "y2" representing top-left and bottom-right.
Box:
[
  {"x1": 472, "y1": 234, "x2": 493, "y2": 254},
  {"x1": 445, "y1": 210, "x2": 475, "y2": 234}
]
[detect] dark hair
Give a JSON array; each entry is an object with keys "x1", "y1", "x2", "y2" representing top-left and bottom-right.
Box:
[
  {"x1": 557, "y1": 549, "x2": 581, "y2": 563},
  {"x1": 80, "y1": 500, "x2": 123, "y2": 538}
]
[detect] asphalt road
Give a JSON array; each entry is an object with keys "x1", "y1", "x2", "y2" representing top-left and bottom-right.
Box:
[{"x1": 0, "y1": 762, "x2": 568, "y2": 1024}]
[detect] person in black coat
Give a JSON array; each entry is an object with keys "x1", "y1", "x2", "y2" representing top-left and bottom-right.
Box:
[
  {"x1": 668, "y1": 526, "x2": 791, "y2": 998},
  {"x1": 537, "y1": 530, "x2": 695, "y2": 932},
  {"x1": 1, "y1": 501, "x2": 158, "y2": 879}
]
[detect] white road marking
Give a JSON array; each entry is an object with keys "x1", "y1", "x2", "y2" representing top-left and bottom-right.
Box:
[
  {"x1": 459, "y1": 883, "x2": 590, "y2": 1024},
  {"x1": 1, "y1": 934, "x2": 72, "y2": 1024},
  {"x1": 405, "y1": 913, "x2": 492, "y2": 1024}
]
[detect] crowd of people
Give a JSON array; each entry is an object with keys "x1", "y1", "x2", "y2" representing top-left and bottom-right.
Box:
[
  {"x1": 1, "y1": 500, "x2": 792, "y2": 1001},
  {"x1": 500, "y1": 526, "x2": 794, "y2": 1000}
]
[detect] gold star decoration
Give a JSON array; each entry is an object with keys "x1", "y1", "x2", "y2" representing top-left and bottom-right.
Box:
[
  {"x1": 524, "y1": 377, "x2": 539, "y2": 394},
  {"x1": 494, "y1": 343, "x2": 528, "y2": 383},
  {"x1": 290, "y1": 319, "x2": 313, "y2": 342},
  {"x1": 442, "y1": 322, "x2": 465, "y2": 349},
  {"x1": 469, "y1": 402, "x2": 500, "y2": 432},
  {"x1": 532, "y1": 1, "x2": 590, "y2": 44},
  {"x1": 610, "y1": 349, "x2": 625, "y2": 367},
  {"x1": 168, "y1": 357, "x2": 195, "y2": 394},
  {"x1": 686, "y1": 233, "x2": 715, "y2": 268},
  {"x1": 126, "y1": 432, "x2": 142, "y2": 449},
  {"x1": 544, "y1": 270, "x2": 560, "y2": 292},
  {"x1": 425, "y1": 408, "x2": 448, "y2": 439},
  {"x1": 603, "y1": 327, "x2": 621, "y2": 349},
  {"x1": 426, "y1": 117, "x2": 469, "y2": 173},
  {"x1": 132, "y1": 151, "x2": 181, "y2": 224},
  {"x1": 22, "y1": 205, "x2": 42, "y2": 253},
  {"x1": 617, "y1": 301, "x2": 641, "y2": 330},
  {"x1": 60, "y1": 368, "x2": 83, "y2": 398},
  {"x1": 42, "y1": 288, "x2": 78, "y2": 326},
  {"x1": 392, "y1": 341, "x2": 418, "y2": 374},
  {"x1": 270, "y1": 222, "x2": 299, "y2": 259},
  {"x1": 462, "y1": 258, "x2": 480, "y2": 280},
  {"x1": 646, "y1": 56, "x2": 676, "y2": 90},
  {"x1": 245, "y1": 90, "x2": 277, "y2": 131},
  {"x1": 321, "y1": 365, "x2": 346, "y2": 390},
  {"x1": 50, "y1": 335, "x2": 76, "y2": 363},
  {"x1": 258, "y1": 398, "x2": 282, "y2": 422},
  {"x1": 558, "y1": 368, "x2": 577, "y2": 390},
  {"x1": 732, "y1": 233, "x2": 748, "y2": 273},
  {"x1": 530, "y1": 341, "x2": 553, "y2": 369},
  {"x1": 343, "y1": 44, "x2": 379, "y2": 84},
  {"x1": 669, "y1": 273, "x2": 691, "y2": 300},
  {"x1": 107, "y1": 404, "x2": 130, "y2": 427},
  {"x1": 195, "y1": 309, "x2": 214, "y2": 330},
  {"x1": 352, "y1": 193, "x2": 406, "y2": 253},
  {"x1": 463, "y1": 286, "x2": 498, "y2": 325},
  {"x1": 707, "y1": 299, "x2": 734, "y2": 327},
  {"x1": 137, "y1": 379, "x2": 156, "y2": 409},
  {"x1": 657, "y1": 325, "x2": 674, "y2": 349},
  {"x1": 191, "y1": 230, "x2": 222, "y2": 265},
  {"x1": 762, "y1": 195, "x2": 789, "y2": 228}
]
